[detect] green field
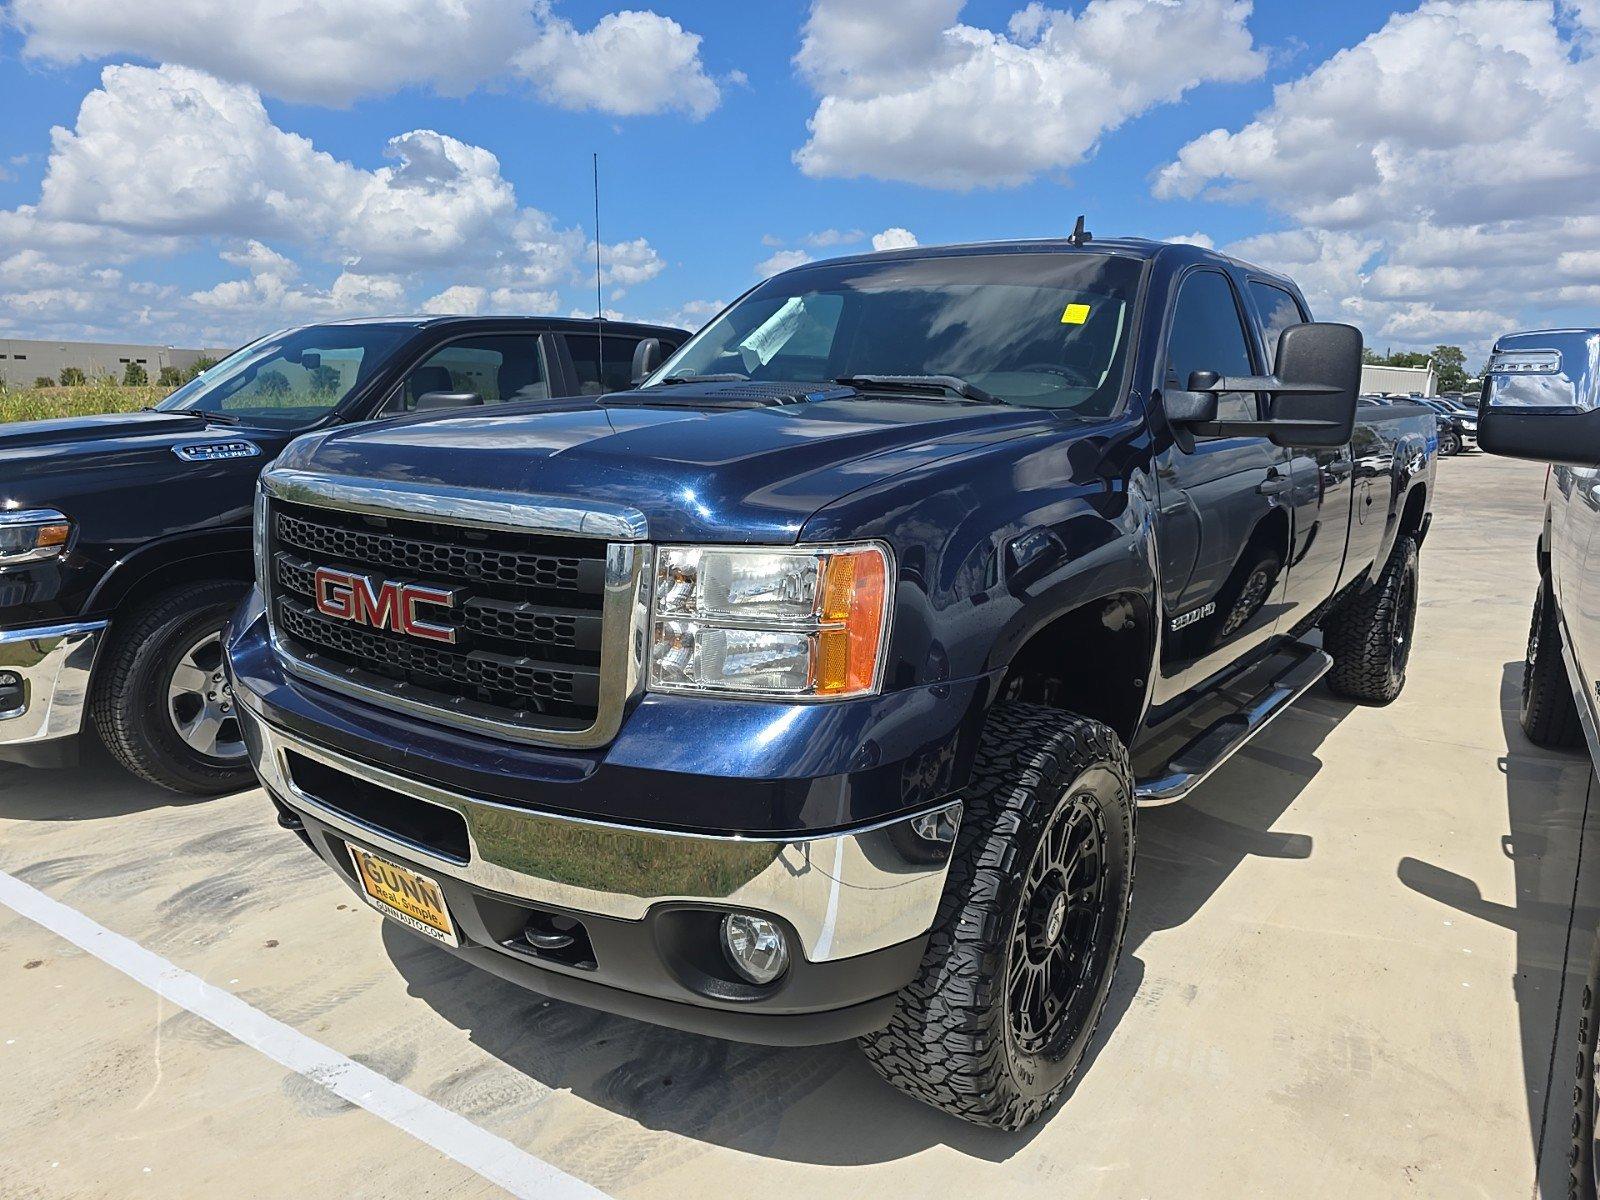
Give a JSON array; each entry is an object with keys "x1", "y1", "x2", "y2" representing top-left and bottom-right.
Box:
[{"x1": 0, "y1": 383, "x2": 170, "y2": 423}]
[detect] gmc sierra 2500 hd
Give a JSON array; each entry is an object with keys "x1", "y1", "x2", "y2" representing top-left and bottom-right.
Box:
[
  {"x1": 0, "y1": 315, "x2": 684, "y2": 793},
  {"x1": 226, "y1": 238, "x2": 1435, "y2": 1128}
]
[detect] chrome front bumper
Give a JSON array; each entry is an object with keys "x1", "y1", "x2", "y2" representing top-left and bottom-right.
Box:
[
  {"x1": 0, "y1": 621, "x2": 106, "y2": 747},
  {"x1": 243, "y1": 713, "x2": 963, "y2": 963}
]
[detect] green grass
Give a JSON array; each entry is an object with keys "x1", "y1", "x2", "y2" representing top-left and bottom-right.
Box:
[{"x1": 0, "y1": 383, "x2": 170, "y2": 424}]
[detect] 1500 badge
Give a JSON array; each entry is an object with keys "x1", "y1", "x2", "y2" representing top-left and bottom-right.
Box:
[{"x1": 1170, "y1": 602, "x2": 1216, "y2": 632}]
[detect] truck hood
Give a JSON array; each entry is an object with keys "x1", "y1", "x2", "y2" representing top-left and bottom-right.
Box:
[
  {"x1": 0, "y1": 409, "x2": 235, "y2": 454},
  {"x1": 278, "y1": 387, "x2": 1061, "y2": 543}
]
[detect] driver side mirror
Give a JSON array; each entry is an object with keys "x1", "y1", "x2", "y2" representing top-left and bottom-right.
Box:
[
  {"x1": 630, "y1": 338, "x2": 663, "y2": 387},
  {"x1": 1479, "y1": 336, "x2": 1600, "y2": 467},
  {"x1": 413, "y1": 390, "x2": 483, "y2": 413},
  {"x1": 1166, "y1": 322, "x2": 1362, "y2": 449}
]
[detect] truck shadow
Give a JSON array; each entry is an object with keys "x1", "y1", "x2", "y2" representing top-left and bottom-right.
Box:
[
  {"x1": 382, "y1": 690, "x2": 1350, "y2": 1176},
  {"x1": 1396, "y1": 660, "x2": 1597, "y2": 1196},
  {"x1": 0, "y1": 736, "x2": 232, "y2": 821}
]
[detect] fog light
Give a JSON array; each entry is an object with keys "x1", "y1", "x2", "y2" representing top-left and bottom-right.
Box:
[{"x1": 720, "y1": 913, "x2": 789, "y2": 985}]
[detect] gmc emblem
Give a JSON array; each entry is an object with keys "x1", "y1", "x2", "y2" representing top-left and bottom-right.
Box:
[{"x1": 313, "y1": 567, "x2": 459, "y2": 644}]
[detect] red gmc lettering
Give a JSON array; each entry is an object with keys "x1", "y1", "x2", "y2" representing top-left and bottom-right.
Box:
[{"x1": 312, "y1": 567, "x2": 457, "y2": 644}]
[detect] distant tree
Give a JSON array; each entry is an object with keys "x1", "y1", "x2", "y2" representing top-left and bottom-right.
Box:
[
  {"x1": 33, "y1": 376, "x2": 55, "y2": 389},
  {"x1": 122, "y1": 362, "x2": 148, "y2": 386},
  {"x1": 1361, "y1": 347, "x2": 1385, "y2": 365},
  {"x1": 1430, "y1": 344, "x2": 1468, "y2": 392},
  {"x1": 309, "y1": 364, "x2": 340, "y2": 394},
  {"x1": 184, "y1": 355, "x2": 219, "y2": 382},
  {"x1": 58, "y1": 366, "x2": 85, "y2": 386},
  {"x1": 256, "y1": 368, "x2": 290, "y2": 397},
  {"x1": 157, "y1": 366, "x2": 183, "y2": 387}
]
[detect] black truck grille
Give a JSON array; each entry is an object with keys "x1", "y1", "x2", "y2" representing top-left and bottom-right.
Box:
[{"x1": 268, "y1": 500, "x2": 608, "y2": 729}]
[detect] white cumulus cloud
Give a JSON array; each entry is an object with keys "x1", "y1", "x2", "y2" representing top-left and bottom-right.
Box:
[
  {"x1": 794, "y1": 0, "x2": 1265, "y2": 189},
  {"x1": 756, "y1": 249, "x2": 813, "y2": 277},
  {"x1": 1157, "y1": 1, "x2": 1600, "y2": 352},
  {"x1": 10, "y1": 0, "x2": 721, "y2": 116},
  {"x1": 872, "y1": 227, "x2": 919, "y2": 251}
]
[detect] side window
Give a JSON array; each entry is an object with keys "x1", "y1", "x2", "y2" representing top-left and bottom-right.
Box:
[
  {"x1": 1166, "y1": 270, "x2": 1259, "y2": 426},
  {"x1": 1248, "y1": 280, "x2": 1309, "y2": 364},
  {"x1": 565, "y1": 334, "x2": 644, "y2": 395},
  {"x1": 394, "y1": 337, "x2": 549, "y2": 413}
]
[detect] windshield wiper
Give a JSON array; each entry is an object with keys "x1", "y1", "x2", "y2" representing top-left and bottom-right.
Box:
[
  {"x1": 145, "y1": 405, "x2": 243, "y2": 425},
  {"x1": 655, "y1": 373, "x2": 750, "y2": 385},
  {"x1": 833, "y1": 374, "x2": 1005, "y2": 404}
]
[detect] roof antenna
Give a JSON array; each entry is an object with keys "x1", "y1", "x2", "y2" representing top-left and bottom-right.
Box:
[
  {"x1": 1068, "y1": 214, "x2": 1093, "y2": 247},
  {"x1": 593, "y1": 151, "x2": 606, "y2": 393}
]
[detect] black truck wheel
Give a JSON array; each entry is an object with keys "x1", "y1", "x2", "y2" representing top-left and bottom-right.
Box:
[
  {"x1": 1324, "y1": 535, "x2": 1420, "y2": 705},
  {"x1": 1522, "y1": 577, "x2": 1585, "y2": 749},
  {"x1": 859, "y1": 704, "x2": 1135, "y2": 1129},
  {"x1": 91, "y1": 581, "x2": 253, "y2": 795},
  {"x1": 1439, "y1": 430, "x2": 1460, "y2": 457},
  {"x1": 1572, "y1": 928, "x2": 1600, "y2": 1200}
]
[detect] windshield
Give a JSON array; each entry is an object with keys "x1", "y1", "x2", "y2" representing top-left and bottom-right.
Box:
[
  {"x1": 158, "y1": 325, "x2": 409, "y2": 429},
  {"x1": 651, "y1": 252, "x2": 1145, "y2": 414}
]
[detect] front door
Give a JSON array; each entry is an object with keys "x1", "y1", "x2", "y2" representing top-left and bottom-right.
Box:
[{"x1": 1154, "y1": 268, "x2": 1291, "y2": 692}]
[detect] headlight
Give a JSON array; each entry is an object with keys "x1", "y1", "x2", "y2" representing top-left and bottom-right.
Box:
[
  {"x1": 0, "y1": 509, "x2": 73, "y2": 566},
  {"x1": 649, "y1": 543, "x2": 891, "y2": 699}
]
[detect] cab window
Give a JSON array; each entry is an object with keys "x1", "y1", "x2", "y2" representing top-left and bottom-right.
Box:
[
  {"x1": 565, "y1": 333, "x2": 650, "y2": 395},
  {"x1": 1166, "y1": 270, "x2": 1259, "y2": 426},
  {"x1": 1248, "y1": 280, "x2": 1309, "y2": 363},
  {"x1": 389, "y1": 336, "x2": 549, "y2": 414}
]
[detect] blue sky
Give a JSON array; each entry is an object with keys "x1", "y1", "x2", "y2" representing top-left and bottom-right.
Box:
[{"x1": 0, "y1": 1, "x2": 1595, "y2": 358}]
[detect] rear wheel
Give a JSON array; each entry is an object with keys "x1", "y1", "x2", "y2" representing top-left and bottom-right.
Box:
[
  {"x1": 859, "y1": 704, "x2": 1135, "y2": 1129},
  {"x1": 1522, "y1": 577, "x2": 1584, "y2": 749},
  {"x1": 1324, "y1": 535, "x2": 1420, "y2": 705},
  {"x1": 91, "y1": 582, "x2": 253, "y2": 795},
  {"x1": 1439, "y1": 430, "x2": 1460, "y2": 457}
]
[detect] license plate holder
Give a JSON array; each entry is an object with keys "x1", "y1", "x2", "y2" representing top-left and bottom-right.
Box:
[{"x1": 347, "y1": 845, "x2": 460, "y2": 948}]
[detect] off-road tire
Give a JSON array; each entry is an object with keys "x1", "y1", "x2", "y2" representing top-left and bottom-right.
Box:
[
  {"x1": 1324, "y1": 535, "x2": 1420, "y2": 705},
  {"x1": 1523, "y1": 577, "x2": 1585, "y2": 749},
  {"x1": 858, "y1": 704, "x2": 1135, "y2": 1129},
  {"x1": 1571, "y1": 928, "x2": 1600, "y2": 1199},
  {"x1": 91, "y1": 581, "x2": 253, "y2": 795}
]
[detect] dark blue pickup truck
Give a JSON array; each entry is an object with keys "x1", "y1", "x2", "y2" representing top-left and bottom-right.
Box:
[{"x1": 226, "y1": 238, "x2": 1435, "y2": 1128}]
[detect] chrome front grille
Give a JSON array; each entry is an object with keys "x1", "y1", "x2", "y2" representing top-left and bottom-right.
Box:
[{"x1": 258, "y1": 469, "x2": 651, "y2": 749}]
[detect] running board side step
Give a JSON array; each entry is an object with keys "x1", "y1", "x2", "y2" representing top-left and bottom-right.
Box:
[{"x1": 1134, "y1": 648, "x2": 1333, "y2": 807}]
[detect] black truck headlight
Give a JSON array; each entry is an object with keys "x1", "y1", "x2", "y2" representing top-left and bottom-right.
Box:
[
  {"x1": 0, "y1": 509, "x2": 73, "y2": 566},
  {"x1": 648, "y1": 543, "x2": 891, "y2": 699}
]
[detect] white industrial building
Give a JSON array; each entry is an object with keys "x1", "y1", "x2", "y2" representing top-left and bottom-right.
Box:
[
  {"x1": 1360, "y1": 362, "x2": 1437, "y2": 397},
  {"x1": 0, "y1": 338, "x2": 227, "y2": 387}
]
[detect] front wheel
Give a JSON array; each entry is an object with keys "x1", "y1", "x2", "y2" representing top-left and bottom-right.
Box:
[
  {"x1": 91, "y1": 582, "x2": 253, "y2": 795},
  {"x1": 1324, "y1": 535, "x2": 1420, "y2": 705},
  {"x1": 1521, "y1": 576, "x2": 1584, "y2": 749},
  {"x1": 1439, "y1": 430, "x2": 1460, "y2": 457},
  {"x1": 859, "y1": 705, "x2": 1135, "y2": 1129}
]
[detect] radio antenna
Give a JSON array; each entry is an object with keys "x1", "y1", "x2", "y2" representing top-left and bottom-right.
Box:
[{"x1": 593, "y1": 152, "x2": 605, "y2": 392}]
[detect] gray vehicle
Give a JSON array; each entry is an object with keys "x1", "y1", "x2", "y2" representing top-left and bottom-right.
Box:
[{"x1": 1479, "y1": 328, "x2": 1600, "y2": 1197}]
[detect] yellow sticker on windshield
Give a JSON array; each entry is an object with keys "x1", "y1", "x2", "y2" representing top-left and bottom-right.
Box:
[{"x1": 1061, "y1": 303, "x2": 1090, "y2": 325}]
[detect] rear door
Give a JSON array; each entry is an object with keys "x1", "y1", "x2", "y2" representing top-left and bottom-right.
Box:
[
  {"x1": 1153, "y1": 267, "x2": 1292, "y2": 689},
  {"x1": 1246, "y1": 278, "x2": 1354, "y2": 628}
]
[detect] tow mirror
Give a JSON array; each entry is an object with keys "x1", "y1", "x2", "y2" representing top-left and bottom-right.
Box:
[
  {"x1": 413, "y1": 391, "x2": 483, "y2": 412},
  {"x1": 1166, "y1": 322, "x2": 1362, "y2": 449},
  {"x1": 1479, "y1": 334, "x2": 1600, "y2": 467},
  {"x1": 630, "y1": 338, "x2": 663, "y2": 386}
]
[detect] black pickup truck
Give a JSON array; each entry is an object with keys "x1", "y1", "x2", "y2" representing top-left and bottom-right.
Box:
[
  {"x1": 226, "y1": 238, "x2": 1435, "y2": 1128},
  {"x1": 0, "y1": 315, "x2": 686, "y2": 792}
]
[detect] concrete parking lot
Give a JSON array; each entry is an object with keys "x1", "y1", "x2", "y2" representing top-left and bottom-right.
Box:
[{"x1": 1, "y1": 453, "x2": 1596, "y2": 1199}]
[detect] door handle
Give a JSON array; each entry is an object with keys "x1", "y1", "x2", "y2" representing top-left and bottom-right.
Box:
[{"x1": 1256, "y1": 471, "x2": 1290, "y2": 497}]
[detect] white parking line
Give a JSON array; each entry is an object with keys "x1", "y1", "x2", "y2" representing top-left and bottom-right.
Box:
[{"x1": 0, "y1": 868, "x2": 610, "y2": 1200}]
